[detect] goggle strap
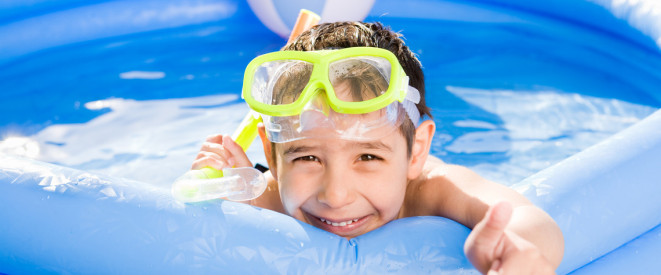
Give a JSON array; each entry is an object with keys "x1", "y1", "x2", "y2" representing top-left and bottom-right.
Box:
[
  {"x1": 405, "y1": 84, "x2": 421, "y2": 104},
  {"x1": 403, "y1": 85, "x2": 421, "y2": 126}
]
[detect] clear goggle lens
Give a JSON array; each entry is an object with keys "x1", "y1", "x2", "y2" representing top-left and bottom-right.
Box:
[{"x1": 251, "y1": 56, "x2": 392, "y2": 106}]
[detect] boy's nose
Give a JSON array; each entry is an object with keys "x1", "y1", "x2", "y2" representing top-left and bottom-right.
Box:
[{"x1": 317, "y1": 171, "x2": 356, "y2": 209}]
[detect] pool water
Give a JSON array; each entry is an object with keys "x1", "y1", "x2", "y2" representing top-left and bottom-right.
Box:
[{"x1": 0, "y1": 11, "x2": 658, "y2": 186}]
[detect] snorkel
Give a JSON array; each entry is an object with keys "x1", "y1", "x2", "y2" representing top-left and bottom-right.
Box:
[
  {"x1": 170, "y1": 110, "x2": 265, "y2": 203},
  {"x1": 171, "y1": 10, "x2": 320, "y2": 203}
]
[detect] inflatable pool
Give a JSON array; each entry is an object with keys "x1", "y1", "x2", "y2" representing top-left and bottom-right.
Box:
[{"x1": 2, "y1": 0, "x2": 661, "y2": 273}]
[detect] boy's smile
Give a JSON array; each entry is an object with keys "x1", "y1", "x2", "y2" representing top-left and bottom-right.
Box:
[
  {"x1": 271, "y1": 133, "x2": 411, "y2": 238},
  {"x1": 303, "y1": 212, "x2": 372, "y2": 237}
]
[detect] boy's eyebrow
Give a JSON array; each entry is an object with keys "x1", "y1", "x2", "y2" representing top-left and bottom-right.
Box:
[
  {"x1": 355, "y1": 141, "x2": 393, "y2": 152},
  {"x1": 282, "y1": 145, "x2": 315, "y2": 155}
]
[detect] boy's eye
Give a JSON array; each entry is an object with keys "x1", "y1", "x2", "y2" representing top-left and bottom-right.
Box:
[
  {"x1": 295, "y1": 155, "x2": 319, "y2": 162},
  {"x1": 359, "y1": 154, "x2": 382, "y2": 161}
]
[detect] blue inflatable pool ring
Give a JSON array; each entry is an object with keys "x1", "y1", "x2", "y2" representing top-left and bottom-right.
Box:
[
  {"x1": 2, "y1": 0, "x2": 661, "y2": 274},
  {"x1": 0, "y1": 155, "x2": 473, "y2": 273}
]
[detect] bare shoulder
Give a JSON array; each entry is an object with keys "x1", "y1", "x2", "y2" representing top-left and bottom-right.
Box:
[
  {"x1": 401, "y1": 155, "x2": 462, "y2": 217},
  {"x1": 424, "y1": 156, "x2": 492, "y2": 188},
  {"x1": 402, "y1": 155, "x2": 530, "y2": 227}
]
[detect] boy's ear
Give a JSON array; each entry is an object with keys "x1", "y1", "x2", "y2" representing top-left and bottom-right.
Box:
[
  {"x1": 408, "y1": 120, "x2": 435, "y2": 180},
  {"x1": 257, "y1": 123, "x2": 278, "y2": 179}
]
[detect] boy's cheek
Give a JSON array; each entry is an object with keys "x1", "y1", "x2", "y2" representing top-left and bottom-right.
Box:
[
  {"x1": 370, "y1": 170, "x2": 409, "y2": 208},
  {"x1": 277, "y1": 174, "x2": 313, "y2": 215}
]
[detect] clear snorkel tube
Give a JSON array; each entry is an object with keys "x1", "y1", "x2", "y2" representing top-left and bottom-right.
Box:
[
  {"x1": 171, "y1": 111, "x2": 265, "y2": 203},
  {"x1": 171, "y1": 10, "x2": 321, "y2": 203}
]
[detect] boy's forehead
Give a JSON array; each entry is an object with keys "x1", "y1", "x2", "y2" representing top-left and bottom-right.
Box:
[{"x1": 278, "y1": 135, "x2": 400, "y2": 155}]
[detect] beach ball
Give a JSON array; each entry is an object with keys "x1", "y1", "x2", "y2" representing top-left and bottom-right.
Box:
[{"x1": 246, "y1": 0, "x2": 376, "y2": 38}]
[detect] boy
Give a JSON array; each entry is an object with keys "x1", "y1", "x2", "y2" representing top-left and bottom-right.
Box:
[{"x1": 192, "y1": 22, "x2": 563, "y2": 274}]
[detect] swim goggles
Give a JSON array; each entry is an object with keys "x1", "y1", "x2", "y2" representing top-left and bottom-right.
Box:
[{"x1": 242, "y1": 47, "x2": 421, "y2": 143}]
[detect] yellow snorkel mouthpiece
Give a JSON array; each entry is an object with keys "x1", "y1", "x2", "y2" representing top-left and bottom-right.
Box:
[{"x1": 172, "y1": 111, "x2": 264, "y2": 203}]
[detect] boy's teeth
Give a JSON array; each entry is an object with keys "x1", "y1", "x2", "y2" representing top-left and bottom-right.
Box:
[{"x1": 319, "y1": 218, "x2": 357, "y2": 227}]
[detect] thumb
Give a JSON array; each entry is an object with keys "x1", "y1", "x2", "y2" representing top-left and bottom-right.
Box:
[
  {"x1": 487, "y1": 260, "x2": 501, "y2": 275},
  {"x1": 465, "y1": 201, "x2": 513, "y2": 272},
  {"x1": 481, "y1": 201, "x2": 514, "y2": 241},
  {"x1": 222, "y1": 135, "x2": 253, "y2": 168},
  {"x1": 473, "y1": 202, "x2": 512, "y2": 251}
]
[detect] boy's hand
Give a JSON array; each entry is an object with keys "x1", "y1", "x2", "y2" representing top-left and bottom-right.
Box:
[
  {"x1": 464, "y1": 202, "x2": 556, "y2": 275},
  {"x1": 191, "y1": 134, "x2": 253, "y2": 170}
]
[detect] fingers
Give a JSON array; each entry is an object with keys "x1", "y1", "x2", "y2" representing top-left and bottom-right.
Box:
[
  {"x1": 221, "y1": 135, "x2": 253, "y2": 167},
  {"x1": 199, "y1": 140, "x2": 232, "y2": 162},
  {"x1": 488, "y1": 240, "x2": 556, "y2": 275},
  {"x1": 191, "y1": 134, "x2": 253, "y2": 170},
  {"x1": 205, "y1": 134, "x2": 224, "y2": 144},
  {"x1": 192, "y1": 152, "x2": 227, "y2": 170},
  {"x1": 486, "y1": 260, "x2": 501, "y2": 275},
  {"x1": 464, "y1": 201, "x2": 514, "y2": 273}
]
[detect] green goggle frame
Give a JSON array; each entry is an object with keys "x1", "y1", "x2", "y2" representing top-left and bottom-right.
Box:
[{"x1": 241, "y1": 47, "x2": 410, "y2": 117}]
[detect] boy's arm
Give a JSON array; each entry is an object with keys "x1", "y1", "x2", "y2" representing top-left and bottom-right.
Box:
[{"x1": 409, "y1": 156, "x2": 564, "y2": 273}]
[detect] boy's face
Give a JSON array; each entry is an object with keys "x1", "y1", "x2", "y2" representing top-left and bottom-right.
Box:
[
  {"x1": 258, "y1": 59, "x2": 428, "y2": 238},
  {"x1": 271, "y1": 131, "x2": 410, "y2": 238}
]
